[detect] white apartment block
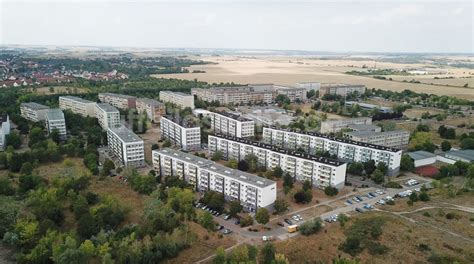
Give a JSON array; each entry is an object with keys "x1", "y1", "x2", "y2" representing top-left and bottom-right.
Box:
[
  {"x1": 211, "y1": 111, "x2": 255, "y2": 138},
  {"x1": 262, "y1": 127, "x2": 402, "y2": 176},
  {"x1": 344, "y1": 130, "x2": 410, "y2": 150},
  {"x1": 295, "y1": 82, "x2": 321, "y2": 92},
  {"x1": 45, "y1": 109, "x2": 67, "y2": 139},
  {"x1": 159, "y1": 91, "x2": 195, "y2": 109},
  {"x1": 95, "y1": 103, "x2": 121, "y2": 130},
  {"x1": 319, "y1": 84, "x2": 366, "y2": 98},
  {"x1": 20, "y1": 102, "x2": 50, "y2": 122},
  {"x1": 98, "y1": 93, "x2": 136, "y2": 110},
  {"x1": 272, "y1": 85, "x2": 307, "y2": 102},
  {"x1": 107, "y1": 126, "x2": 145, "y2": 167},
  {"x1": 0, "y1": 114, "x2": 11, "y2": 151},
  {"x1": 208, "y1": 134, "x2": 347, "y2": 189},
  {"x1": 152, "y1": 148, "x2": 277, "y2": 210},
  {"x1": 59, "y1": 96, "x2": 96, "y2": 117},
  {"x1": 320, "y1": 117, "x2": 372, "y2": 134},
  {"x1": 136, "y1": 98, "x2": 166, "y2": 123},
  {"x1": 160, "y1": 116, "x2": 201, "y2": 151}
]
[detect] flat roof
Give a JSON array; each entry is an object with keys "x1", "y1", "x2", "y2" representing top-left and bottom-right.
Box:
[
  {"x1": 322, "y1": 117, "x2": 372, "y2": 125},
  {"x1": 21, "y1": 102, "x2": 49, "y2": 110},
  {"x1": 162, "y1": 115, "x2": 199, "y2": 128},
  {"x1": 46, "y1": 108, "x2": 65, "y2": 120},
  {"x1": 320, "y1": 83, "x2": 366, "y2": 88},
  {"x1": 445, "y1": 150, "x2": 474, "y2": 162},
  {"x1": 99, "y1": 92, "x2": 136, "y2": 99},
  {"x1": 137, "y1": 98, "x2": 164, "y2": 106},
  {"x1": 160, "y1": 91, "x2": 193, "y2": 97},
  {"x1": 213, "y1": 111, "x2": 252, "y2": 122},
  {"x1": 155, "y1": 148, "x2": 276, "y2": 187},
  {"x1": 347, "y1": 124, "x2": 381, "y2": 131},
  {"x1": 345, "y1": 101, "x2": 393, "y2": 111},
  {"x1": 345, "y1": 130, "x2": 409, "y2": 138},
  {"x1": 265, "y1": 127, "x2": 401, "y2": 152},
  {"x1": 407, "y1": 150, "x2": 436, "y2": 161},
  {"x1": 96, "y1": 103, "x2": 119, "y2": 113},
  {"x1": 60, "y1": 96, "x2": 95, "y2": 104},
  {"x1": 108, "y1": 125, "x2": 143, "y2": 143},
  {"x1": 211, "y1": 133, "x2": 346, "y2": 167}
]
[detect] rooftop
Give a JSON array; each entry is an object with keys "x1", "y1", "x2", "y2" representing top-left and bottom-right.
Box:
[
  {"x1": 137, "y1": 98, "x2": 164, "y2": 107},
  {"x1": 265, "y1": 127, "x2": 401, "y2": 152},
  {"x1": 213, "y1": 111, "x2": 252, "y2": 122},
  {"x1": 99, "y1": 92, "x2": 136, "y2": 99},
  {"x1": 108, "y1": 125, "x2": 143, "y2": 143},
  {"x1": 154, "y1": 148, "x2": 276, "y2": 188},
  {"x1": 345, "y1": 101, "x2": 393, "y2": 112},
  {"x1": 162, "y1": 115, "x2": 199, "y2": 128},
  {"x1": 347, "y1": 124, "x2": 381, "y2": 132},
  {"x1": 407, "y1": 150, "x2": 436, "y2": 161},
  {"x1": 21, "y1": 102, "x2": 49, "y2": 110},
  {"x1": 160, "y1": 91, "x2": 193, "y2": 97},
  {"x1": 445, "y1": 149, "x2": 474, "y2": 162},
  {"x1": 345, "y1": 129, "x2": 409, "y2": 138},
  {"x1": 46, "y1": 109, "x2": 65, "y2": 120},
  {"x1": 211, "y1": 133, "x2": 346, "y2": 167},
  {"x1": 322, "y1": 117, "x2": 372, "y2": 125},
  {"x1": 320, "y1": 83, "x2": 366, "y2": 88},
  {"x1": 60, "y1": 95, "x2": 95, "y2": 104},
  {"x1": 96, "y1": 103, "x2": 119, "y2": 113}
]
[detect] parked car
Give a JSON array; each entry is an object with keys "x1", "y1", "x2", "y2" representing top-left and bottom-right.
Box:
[
  {"x1": 355, "y1": 208, "x2": 365, "y2": 213},
  {"x1": 216, "y1": 225, "x2": 224, "y2": 231},
  {"x1": 234, "y1": 219, "x2": 240, "y2": 225},
  {"x1": 363, "y1": 203, "x2": 374, "y2": 210},
  {"x1": 375, "y1": 189, "x2": 384, "y2": 195},
  {"x1": 356, "y1": 196, "x2": 364, "y2": 201},
  {"x1": 377, "y1": 199, "x2": 386, "y2": 205},
  {"x1": 223, "y1": 214, "x2": 231, "y2": 220},
  {"x1": 262, "y1": 236, "x2": 274, "y2": 241},
  {"x1": 346, "y1": 199, "x2": 353, "y2": 205},
  {"x1": 284, "y1": 218, "x2": 293, "y2": 225},
  {"x1": 222, "y1": 229, "x2": 232, "y2": 234},
  {"x1": 277, "y1": 222, "x2": 284, "y2": 227}
]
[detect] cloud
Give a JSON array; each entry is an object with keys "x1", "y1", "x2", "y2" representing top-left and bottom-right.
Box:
[
  {"x1": 452, "y1": 6, "x2": 464, "y2": 15},
  {"x1": 330, "y1": 4, "x2": 423, "y2": 25}
]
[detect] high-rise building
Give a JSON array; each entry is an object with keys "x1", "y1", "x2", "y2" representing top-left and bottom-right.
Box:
[
  {"x1": 20, "y1": 102, "x2": 50, "y2": 122},
  {"x1": 344, "y1": 130, "x2": 410, "y2": 150},
  {"x1": 45, "y1": 109, "x2": 67, "y2": 139},
  {"x1": 208, "y1": 134, "x2": 347, "y2": 189},
  {"x1": 136, "y1": 98, "x2": 166, "y2": 123},
  {"x1": 98, "y1": 93, "x2": 136, "y2": 110},
  {"x1": 159, "y1": 91, "x2": 195, "y2": 109},
  {"x1": 160, "y1": 116, "x2": 201, "y2": 151},
  {"x1": 107, "y1": 126, "x2": 145, "y2": 167},
  {"x1": 0, "y1": 114, "x2": 11, "y2": 151},
  {"x1": 153, "y1": 148, "x2": 277, "y2": 210},
  {"x1": 59, "y1": 96, "x2": 96, "y2": 117},
  {"x1": 95, "y1": 103, "x2": 121, "y2": 130},
  {"x1": 319, "y1": 84, "x2": 366, "y2": 98},
  {"x1": 210, "y1": 111, "x2": 255, "y2": 138}
]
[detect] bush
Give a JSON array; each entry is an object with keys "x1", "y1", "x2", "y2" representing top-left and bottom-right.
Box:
[
  {"x1": 324, "y1": 186, "x2": 339, "y2": 196},
  {"x1": 294, "y1": 189, "x2": 312, "y2": 204},
  {"x1": 240, "y1": 214, "x2": 254, "y2": 227},
  {"x1": 299, "y1": 218, "x2": 323, "y2": 236},
  {"x1": 384, "y1": 181, "x2": 402, "y2": 189}
]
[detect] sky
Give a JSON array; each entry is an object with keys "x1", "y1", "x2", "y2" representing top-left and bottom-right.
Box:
[{"x1": 1, "y1": 0, "x2": 473, "y2": 53}]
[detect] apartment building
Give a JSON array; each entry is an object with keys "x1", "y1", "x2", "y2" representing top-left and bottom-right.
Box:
[
  {"x1": 107, "y1": 125, "x2": 145, "y2": 167},
  {"x1": 59, "y1": 96, "x2": 96, "y2": 117},
  {"x1": 208, "y1": 134, "x2": 347, "y2": 189},
  {"x1": 95, "y1": 103, "x2": 121, "y2": 130},
  {"x1": 20, "y1": 102, "x2": 50, "y2": 122},
  {"x1": 136, "y1": 98, "x2": 166, "y2": 123},
  {"x1": 262, "y1": 127, "x2": 402, "y2": 176},
  {"x1": 152, "y1": 148, "x2": 277, "y2": 210},
  {"x1": 344, "y1": 130, "x2": 410, "y2": 150},
  {"x1": 160, "y1": 116, "x2": 201, "y2": 151},
  {"x1": 295, "y1": 82, "x2": 321, "y2": 92},
  {"x1": 0, "y1": 114, "x2": 11, "y2": 151},
  {"x1": 98, "y1": 93, "x2": 136, "y2": 110},
  {"x1": 159, "y1": 91, "x2": 195, "y2": 109},
  {"x1": 346, "y1": 124, "x2": 382, "y2": 133},
  {"x1": 211, "y1": 111, "x2": 255, "y2": 138},
  {"x1": 272, "y1": 85, "x2": 307, "y2": 102},
  {"x1": 320, "y1": 117, "x2": 372, "y2": 134},
  {"x1": 45, "y1": 109, "x2": 67, "y2": 139},
  {"x1": 319, "y1": 83, "x2": 366, "y2": 98}
]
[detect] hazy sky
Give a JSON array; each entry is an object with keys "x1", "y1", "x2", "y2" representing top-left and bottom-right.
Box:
[{"x1": 1, "y1": 0, "x2": 472, "y2": 53}]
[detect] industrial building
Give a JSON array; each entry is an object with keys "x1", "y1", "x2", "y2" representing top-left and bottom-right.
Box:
[
  {"x1": 59, "y1": 96, "x2": 96, "y2": 117},
  {"x1": 20, "y1": 102, "x2": 50, "y2": 122},
  {"x1": 95, "y1": 103, "x2": 121, "y2": 130},
  {"x1": 210, "y1": 111, "x2": 255, "y2": 138},
  {"x1": 136, "y1": 98, "x2": 166, "y2": 123},
  {"x1": 152, "y1": 148, "x2": 277, "y2": 210},
  {"x1": 345, "y1": 101, "x2": 393, "y2": 114},
  {"x1": 320, "y1": 117, "x2": 372, "y2": 134},
  {"x1": 45, "y1": 109, "x2": 67, "y2": 139},
  {"x1": 262, "y1": 127, "x2": 402, "y2": 176},
  {"x1": 107, "y1": 125, "x2": 145, "y2": 167},
  {"x1": 159, "y1": 91, "x2": 195, "y2": 109},
  {"x1": 208, "y1": 134, "x2": 347, "y2": 189},
  {"x1": 98, "y1": 93, "x2": 136, "y2": 110},
  {"x1": 160, "y1": 116, "x2": 201, "y2": 151}
]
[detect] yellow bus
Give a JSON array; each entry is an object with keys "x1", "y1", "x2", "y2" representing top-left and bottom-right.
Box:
[{"x1": 287, "y1": 225, "x2": 298, "y2": 233}]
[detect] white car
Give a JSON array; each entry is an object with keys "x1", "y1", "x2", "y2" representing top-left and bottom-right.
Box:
[
  {"x1": 262, "y1": 236, "x2": 274, "y2": 241},
  {"x1": 385, "y1": 196, "x2": 394, "y2": 201},
  {"x1": 377, "y1": 199, "x2": 386, "y2": 205},
  {"x1": 375, "y1": 189, "x2": 384, "y2": 195}
]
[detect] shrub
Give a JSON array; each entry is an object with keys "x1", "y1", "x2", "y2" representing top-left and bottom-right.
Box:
[
  {"x1": 384, "y1": 181, "x2": 402, "y2": 189},
  {"x1": 324, "y1": 186, "x2": 339, "y2": 196},
  {"x1": 299, "y1": 218, "x2": 323, "y2": 236},
  {"x1": 240, "y1": 214, "x2": 254, "y2": 227}
]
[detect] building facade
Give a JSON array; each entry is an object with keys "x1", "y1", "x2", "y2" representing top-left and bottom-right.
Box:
[
  {"x1": 45, "y1": 109, "x2": 67, "y2": 139},
  {"x1": 20, "y1": 102, "x2": 50, "y2": 122},
  {"x1": 98, "y1": 93, "x2": 136, "y2": 110},
  {"x1": 107, "y1": 126, "x2": 145, "y2": 167},
  {"x1": 160, "y1": 116, "x2": 201, "y2": 151},
  {"x1": 152, "y1": 148, "x2": 277, "y2": 210},
  {"x1": 211, "y1": 111, "x2": 255, "y2": 138},
  {"x1": 319, "y1": 84, "x2": 366, "y2": 98},
  {"x1": 295, "y1": 82, "x2": 321, "y2": 92},
  {"x1": 345, "y1": 101, "x2": 393, "y2": 114},
  {"x1": 320, "y1": 117, "x2": 372, "y2": 134},
  {"x1": 136, "y1": 98, "x2": 166, "y2": 123},
  {"x1": 208, "y1": 134, "x2": 347, "y2": 189},
  {"x1": 0, "y1": 114, "x2": 11, "y2": 151},
  {"x1": 344, "y1": 130, "x2": 410, "y2": 149},
  {"x1": 59, "y1": 96, "x2": 96, "y2": 117},
  {"x1": 262, "y1": 127, "x2": 402, "y2": 176},
  {"x1": 159, "y1": 91, "x2": 195, "y2": 109},
  {"x1": 95, "y1": 103, "x2": 121, "y2": 130}
]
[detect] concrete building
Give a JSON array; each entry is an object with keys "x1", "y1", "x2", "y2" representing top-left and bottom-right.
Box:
[
  {"x1": 0, "y1": 114, "x2": 11, "y2": 151},
  {"x1": 321, "y1": 117, "x2": 372, "y2": 134},
  {"x1": 45, "y1": 109, "x2": 67, "y2": 139},
  {"x1": 346, "y1": 124, "x2": 382, "y2": 133},
  {"x1": 160, "y1": 116, "x2": 201, "y2": 151},
  {"x1": 107, "y1": 125, "x2": 145, "y2": 167},
  {"x1": 319, "y1": 84, "x2": 366, "y2": 98},
  {"x1": 238, "y1": 106, "x2": 295, "y2": 126},
  {"x1": 152, "y1": 148, "x2": 277, "y2": 210},
  {"x1": 407, "y1": 151, "x2": 437, "y2": 168},
  {"x1": 262, "y1": 127, "x2": 402, "y2": 176},
  {"x1": 159, "y1": 91, "x2": 195, "y2": 109},
  {"x1": 20, "y1": 102, "x2": 50, "y2": 122},
  {"x1": 98, "y1": 93, "x2": 136, "y2": 110},
  {"x1": 443, "y1": 150, "x2": 474, "y2": 163},
  {"x1": 208, "y1": 134, "x2": 347, "y2": 189},
  {"x1": 136, "y1": 98, "x2": 166, "y2": 123},
  {"x1": 295, "y1": 82, "x2": 321, "y2": 92},
  {"x1": 211, "y1": 111, "x2": 255, "y2": 138},
  {"x1": 193, "y1": 108, "x2": 213, "y2": 118},
  {"x1": 344, "y1": 130, "x2": 410, "y2": 149},
  {"x1": 345, "y1": 101, "x2": 393, "y2": 114},
  {"x1": 95, "y1": 103, "x2": 121, "y2": 130},
  {"x1": 59, "y1": 96, "x2": 96, "y2": 117}
]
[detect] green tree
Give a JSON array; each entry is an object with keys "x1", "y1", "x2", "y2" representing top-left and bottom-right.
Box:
[
  {"x1": 255, "y1": 208, "x2": 270, "y2": 225},
  {"x1": 273, "y1": 198, "x2": 289, "y2": 214},
  {"x1": 29, "y1": 127, "x2": 45, "y2": 147},
  {"x1": 245, "y1": 154, "x2": 259, "y2": 172},
  {"x1": 197, "y1": 210, "x2": 215, "y2": 230},
  {"x1": 363, "y1": 160, "x2": 376, "y2": 175},
  {"x1": 400, "y1": 154, "x2": 415, "y2": 171},
  {"x1": 228, "y1": 200, "x2": 243, "y2": 217},
  {"x1": 101, "y1": 159, "x2": 115, "y2": 176},
  {"x1": 211, "y1": 150, "x2": 223, "y2": 161},
  {"x1": 324, "y1": 186, "x2": 339, "y2": 196},
  {"x1": 260, "y1": 243, "x2": 276, "y2": 264},
  {"x1": 6, "y1": 131, "x2": 22, "y2": 149},
  {"x1": 213, "y1": 247, "x2": 226, "y2": 264},
  {"x1": 348, "y1": 162, "x2": 364, "y2": 175},
  {"x1": 20, "y1": 162, "x2": 34, "y2": 175},
  {"x1": 299, "y1": 218, "x2": 323, "y2": 236},
  {"x1": 50, "y1": 128, "x2": 61, "y2": 143},
  {"x1": 372, "y1": 169, "x2": 385, "y2": 184}
]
